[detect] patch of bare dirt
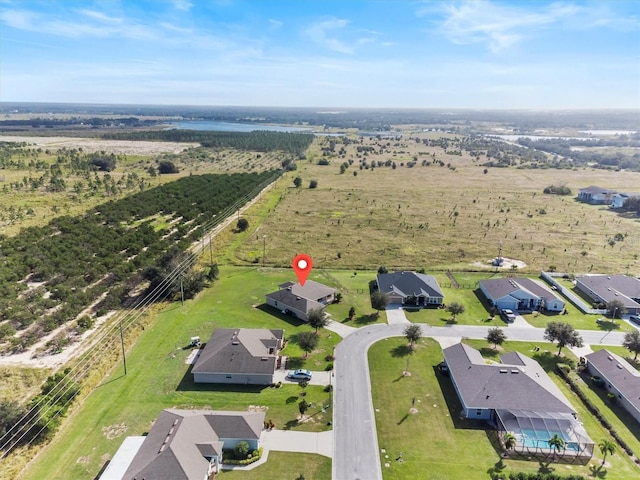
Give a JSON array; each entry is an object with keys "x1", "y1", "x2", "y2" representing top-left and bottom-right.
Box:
[
  {"x1": 471, "y1": 256, "x2": 528, "y2": 270},
  {"x1": 102, "y1": 423, "x2": 127, "y2": 440},
  {"x1": 0, "y1": 135, "x2": 192, "y2": 155}
]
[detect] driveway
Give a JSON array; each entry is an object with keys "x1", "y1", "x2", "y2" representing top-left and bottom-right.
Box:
[
  {"x1": 273, "y1": 369, "x2": 332, "y2": 387},
  {"x1": 261, "y1": 429, "x2": 333, "y2": 458},
  {"x1": 325, "y1": 318, "x2": 358, "y2": 337},
  {"x1": 332, "y1": 323, "x2": 628, "y2": 480},
  {"x1": 384, "y1": 305, "x2": 410, "y2": 325}
]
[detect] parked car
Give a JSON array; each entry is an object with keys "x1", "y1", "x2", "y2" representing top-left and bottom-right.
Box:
[
  {"x1": 500, "y1": 309, "x2": 516, "y2": 323},
  {"x1": 629, "y1": 315, "x2": 640, "y2": 325},
  {"x1": 287, "y1": 369, "x2": 312, "y2": 380}
]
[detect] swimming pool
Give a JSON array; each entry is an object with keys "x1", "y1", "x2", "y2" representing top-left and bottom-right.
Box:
[{"x1": 519, "y1": 430, "x2": 579, "y2": 452}]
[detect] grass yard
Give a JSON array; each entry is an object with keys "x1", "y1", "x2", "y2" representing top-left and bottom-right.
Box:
[
  {"x1": 20, "y1": 266, "x2": 340, "y2": 480},
  {"x1": 233, "y1": 135, "x2": 640, "y2": 273},
  {"x1": 370, "y1": 337, "x2": 640, "y2": 480},
  {"x1": 219, "y1": 452, "x2": 331, "y2": 479}
]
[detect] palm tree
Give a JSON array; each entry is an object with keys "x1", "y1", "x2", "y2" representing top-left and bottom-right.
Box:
[
  {"x1": 598, "y1": 439, "x2": 616, "y2": 466},
  {"x1": 548, "y1": 433, "x2": 565, "y2": 460},
  {"x1": 503, "y1": 432, "x2": 517, "y2": 453}
]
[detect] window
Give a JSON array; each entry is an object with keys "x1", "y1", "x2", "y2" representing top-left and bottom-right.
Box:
[
  {"x1": 476, "y1": 409, "x2": 482, "y2": 416},
  {"x1": 274, "y1": 301, "x2": 278, "y2": 306},
  {"x1": 226, "y1": 375, "x2": 232, "y2": 379}
]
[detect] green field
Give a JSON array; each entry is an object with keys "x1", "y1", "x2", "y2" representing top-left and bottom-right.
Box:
[{"x1": 370, "y1": 337, "x2": 640, "y2": 480}]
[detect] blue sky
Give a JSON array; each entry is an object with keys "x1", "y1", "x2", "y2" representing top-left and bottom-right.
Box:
[{"x1": 1, "y1": 0, "x2": 639, "y2": 109}]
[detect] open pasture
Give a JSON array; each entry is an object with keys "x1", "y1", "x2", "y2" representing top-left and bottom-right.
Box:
[{"x1": 234, "y1": 135, "x2": 640, "y2": 274}]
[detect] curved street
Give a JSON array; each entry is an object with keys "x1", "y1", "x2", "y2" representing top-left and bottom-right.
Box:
[{"x1": 331, "y1": 321, "x2": 629, "y2": 480}]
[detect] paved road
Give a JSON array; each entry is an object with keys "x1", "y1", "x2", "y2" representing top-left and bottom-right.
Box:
[{"x1": 331, "y1": 323, "x2": 628, "y2": 480}]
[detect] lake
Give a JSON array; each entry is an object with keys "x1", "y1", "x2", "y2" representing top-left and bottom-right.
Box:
[{"x1": 167, "y1": 120, "x2": 312, "y2": 133}]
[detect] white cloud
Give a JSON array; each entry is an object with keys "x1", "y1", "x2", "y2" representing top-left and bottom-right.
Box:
[
  {"x1": 305, "y1": 18, "x2": 353, "y2": 54},
  {"x1": 171, "y1": 0, "x2": 193, "y2": 11},
  {"x1": 268, "y1": 19, "x2": 283, "y2": 30},
  {"x1": 426, "y1": 0, "x2": 636, "y2": 53}
]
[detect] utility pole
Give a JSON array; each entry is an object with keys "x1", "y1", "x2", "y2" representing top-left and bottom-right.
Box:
[
  {"x1": 180, "y1": 274, "x2": 184, "y2": 306},
  {"x1": 119, "y1": 320, "x2": 127, "y2": 375}
]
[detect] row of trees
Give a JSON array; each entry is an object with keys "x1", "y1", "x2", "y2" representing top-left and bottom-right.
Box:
[
  {"x1": 102, "y1": 130, "x2": 314, "y2": 156},
  {"x1": 0, "y1": 171, "x2": 278, "y2": 350}
]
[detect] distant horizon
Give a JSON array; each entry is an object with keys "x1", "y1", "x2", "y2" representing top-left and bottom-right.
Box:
[
  {"x1": 1, "y1": 1, "x2": 639, "y2": 109},
  {"x1": 1, "y1": 100, "x2": 638, "y2": 113}
]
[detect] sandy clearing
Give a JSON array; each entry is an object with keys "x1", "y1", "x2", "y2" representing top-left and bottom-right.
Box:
[{"x1": 0, "y1": 135, "x2": 193, "y2": 155}]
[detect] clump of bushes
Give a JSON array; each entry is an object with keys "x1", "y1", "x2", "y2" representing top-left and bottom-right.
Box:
[
  {"x1": 223, "y1": 447, "x2": 264, "y2": 465},
  {"x1": 543, "y1": 185, "x2": 572, "y2": 195}
]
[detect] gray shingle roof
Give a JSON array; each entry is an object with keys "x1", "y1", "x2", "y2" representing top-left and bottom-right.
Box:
[
  {"x1": 480, "y1": 277, "x2": 562, "y2": 304},
  {"x1": 576, "y1": 274, "x2": 640, "y2": 308},
  {"x1": 585, "y1": 349, "x2": 640, "y2": 411},
  {"x1": 265, "y1": 279, "x2": 336, "y2": 314},
  {"x1": 443, "y1": 343, "x2": 575, "y2": 413},
  {"x1": 376, "y1": 272, "x2": 444, "y2": 299},
  {"x1": 123, "y1": 409, "x2": 264, "y2": 480},
  {"x1": 192, "y1": 328, "x2": 284, "y2": 375}
]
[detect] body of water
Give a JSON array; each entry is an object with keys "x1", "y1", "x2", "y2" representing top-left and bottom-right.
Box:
[{"x1": 167, "y1": 120, "x2": 311, "y2": 133}]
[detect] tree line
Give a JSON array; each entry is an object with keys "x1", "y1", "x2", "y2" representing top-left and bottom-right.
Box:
[{"x1": 102, "y1": 129, "x2": 314, "y2": 156}]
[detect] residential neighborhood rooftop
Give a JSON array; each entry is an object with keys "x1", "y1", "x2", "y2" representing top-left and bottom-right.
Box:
[
  {"x1": 585, "y1": 349, "x2": 640, "y2": 412},
  {"x1": 376, "y1": 271, "x2": 444, "y2": 300},
  {"x1": 442, "y1": 342, "x2": 575, "y2": 413},
  {"x1": 122, "y1": 409, "x2": 264, "y2": 480},
  {"x1": 192, "y1": 328, "x2": 284, "y2": 376}
]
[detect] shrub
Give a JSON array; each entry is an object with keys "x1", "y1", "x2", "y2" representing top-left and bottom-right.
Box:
[
  {"x1": 325, "y1": 363, "x2": 334, "y2": 371},
  {"x1": 234, "y1": 440, "x2": 249, "y2": 459},
  {"x1": 324, "y1": 384, "x2": 333, "y2": 392},
  {"x1": 236, "y1": 218, "x2": 249, "y2": 232},
  {"x1": 309, "y1": 179, "x2": 318, "y2": 189}
]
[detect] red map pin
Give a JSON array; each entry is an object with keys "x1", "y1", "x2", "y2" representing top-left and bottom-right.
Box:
[{"x1": 292, "y1": 254, "x2": 313, "y2": 286}]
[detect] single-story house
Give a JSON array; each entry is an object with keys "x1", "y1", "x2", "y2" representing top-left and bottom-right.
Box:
[
  {"x1": 577, "y1": 185, "x2": 615, "y2": 204},
  {"x1": 575, "y1": 274, "x2": 640, "y2": 315},
  {"x1": 102, "y1": 409, "x2": 264, "y2": 480},
  {"x1": 610, "y1": 192, "x2": 640, "y2": 209},
  {"x1": 192, "y1": 328, "x2": 284, "y2": 385},
  {"x1": 376, "y1": 271, "x2": 444, "y2": 307},
  {"x1": 585, "y1": 349, "x2": 640, "y2": 425},
  {"x1": 442, "y1": 343, "x2": 593, "y2": 460},
  {"x1": 265, "y1": 280, "x2": 336, "y2": 321},
  {"x1": 479, "y1": 277, "x2": 565, "y2": 312}
]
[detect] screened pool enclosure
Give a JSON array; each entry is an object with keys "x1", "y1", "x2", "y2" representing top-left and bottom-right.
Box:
[{"x1": 496, "y1": 409, "x2": 594, "y2": 463}]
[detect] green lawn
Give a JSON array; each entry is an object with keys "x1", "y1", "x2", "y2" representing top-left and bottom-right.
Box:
[
  {"x1": 219, "y1": 452, "x2": 331, "y2": 479},
  {"x1": 370, "y1": 337, "x2": 640, "y2": 480},
  {"x1": 20, "y1": 266, "x2": 339, "y2": 480}
]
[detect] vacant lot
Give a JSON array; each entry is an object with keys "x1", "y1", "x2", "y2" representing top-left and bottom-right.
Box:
[
  {"x1": 234, "y1": 135, "x2": 640, "y2": 273},
  {"x1": 370, "y1": 337, "x2": 640, "y2": 480}
]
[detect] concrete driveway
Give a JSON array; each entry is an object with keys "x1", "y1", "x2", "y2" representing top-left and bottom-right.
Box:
[
  {"x1": 273, "y1": 369, "x2": 333, "y2": 387},
  {"x1": 384, "y1": 305, "x2": 410, "y2": 325},
  {"x1": 261, "y1": 429, "x2": 333, "y2": 458}
]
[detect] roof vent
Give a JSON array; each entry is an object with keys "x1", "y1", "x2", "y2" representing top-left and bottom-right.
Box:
[
  {"x1": 232, "y1": 341, "x2": 239, "y2": 345},
  {"x1": 511, "y1": 370, "x2": 519, "y2": 374},
  {"x1": 296, "y1": 296, "x2": 301, "y2": 300},
  {"x1": 608, "y1": 355, "x2": 614, "y2": 361},
  {"x1": 499, "y1": 369, "x2": 508, "y2": 373},
  {"x1": 261, "y1": 357, "x2": 268, "y2": 361},
  {"x1": 617, "y1": 364, "x2": 623, "y2": 369}
]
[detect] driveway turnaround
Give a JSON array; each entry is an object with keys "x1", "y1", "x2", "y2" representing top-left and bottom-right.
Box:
[
  {"x1": 261, "y1": 429, "x2": 333, "y2": 458},
  {"x1": 332, "y1": 323, "x2": 627, "y2": 480}
]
